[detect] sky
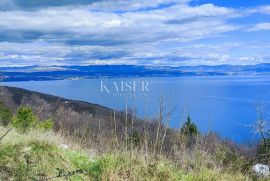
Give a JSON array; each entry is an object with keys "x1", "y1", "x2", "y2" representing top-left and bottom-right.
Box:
[{"x1": 0, "y1": 0, "x2": 270, "y2": 67}]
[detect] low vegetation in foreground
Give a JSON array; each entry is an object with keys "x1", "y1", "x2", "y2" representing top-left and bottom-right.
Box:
[
  {"x1": 0, "y1": 101, "x2": 269, "y2": 180},
  {"x1": 0, "y1": 126, "x2": 252, "y2": 181}
]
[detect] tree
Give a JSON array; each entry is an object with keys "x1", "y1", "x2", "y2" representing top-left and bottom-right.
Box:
[
  {"x1": 11, "y1": 106, "x2": 38, "y2": 133},
  {"x1": 0, "y1": 102, "x2": 12, "y2": 126},
  {"x1": 242, "y1": 101, "x2": 270, "y2": 163},
  {"x1": 180, "y1": 115, "x2": 199, "y2": 137},
  {"x1": 254, "y1": 102, "x2": 270, "y2": 163}
]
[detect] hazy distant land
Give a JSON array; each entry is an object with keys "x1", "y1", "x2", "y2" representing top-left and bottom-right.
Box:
[{"x1": 1, "y1": 64, "x2": 270, "y2": 82}]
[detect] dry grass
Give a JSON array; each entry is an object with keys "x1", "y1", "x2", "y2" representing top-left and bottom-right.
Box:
[{"x1": 0, "y1": 126, "x2": 260, "y2": 181}]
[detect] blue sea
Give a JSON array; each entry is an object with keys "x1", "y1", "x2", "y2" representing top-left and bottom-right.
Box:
[{"x1": 2, "y1": 75, "x2": 270, "y2": 143}]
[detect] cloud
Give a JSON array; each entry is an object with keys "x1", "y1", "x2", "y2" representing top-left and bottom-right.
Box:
[
  {"x1": 0, "y1": 0, "x2": 16, "y2": 10},
  {"x1": 0, "y1": 2, "x2": 238, "y2": 45},
  {"x1": 89, "y1": 0, "x2": 187, "y2": 12},
  {"x1": 0, "y1": 0, "x2": 269, "y2": 66},
  {"x1": 256, "y1": 5, "x2": 270, "y2": 14},
  {"x1": 0, "y1": 40, "x2": 269, "y2": 67},
  {"x1": 247, "y1": 22, "x2": 270, "y2": 31},
  {"x1": 0, "y1": 0, "x2": 100, "y2": 10}
]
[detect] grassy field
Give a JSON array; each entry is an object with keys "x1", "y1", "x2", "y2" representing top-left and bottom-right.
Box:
[{"x1": 0, "y1": 126, "x2": 262, "y2": 181}]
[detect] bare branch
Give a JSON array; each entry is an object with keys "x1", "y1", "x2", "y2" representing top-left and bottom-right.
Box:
[{"x1": 0, "y1": 128, "x2": 12, "y2": 142}]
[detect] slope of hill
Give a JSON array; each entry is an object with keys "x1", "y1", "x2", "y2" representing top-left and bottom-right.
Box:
[
  {"x1": 0, "y1": 86, "x2": 128, "y2": 138},
  {"x1": 0, "y1": 86, "x2": 172, "y2": 145}
]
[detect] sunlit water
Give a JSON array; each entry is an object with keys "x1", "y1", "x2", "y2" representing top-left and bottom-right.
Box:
[{"x1": 2, "y1": 75, "x2": 270, "y2": 143}]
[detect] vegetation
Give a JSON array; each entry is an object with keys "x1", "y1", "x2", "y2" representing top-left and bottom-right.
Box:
[
  {"x1": 180, "y1": 115, "x2": 199, "y2": 137},
  {"x1": 11, "y1": 106, "x2": 54, "y2": 133},
  {"x1": 0, "y1": 102, "x2": 12, "y2": 126},
  {"x1": 257, "y1": 137, "x2": 270, "y2": 164},
  {"x1": 251, "y1": 102, "x2": 270, "y2": 165},
  {"x1": 37, "y1": 118, "x2": 54, "y2": 132},
  {"x1": 0, "y1": 101, "x2": 268, "y2": 180},
  {"x1": 11, "y1": 106, "x2": 38, "y2": 133},
  {"x1": 0, "y1": 126, "x2": 253, "y2": 181}
]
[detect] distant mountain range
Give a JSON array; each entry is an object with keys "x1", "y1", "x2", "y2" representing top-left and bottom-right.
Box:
[{"x1": 1, "y1": 64, "x2": 270, "y2": 82}]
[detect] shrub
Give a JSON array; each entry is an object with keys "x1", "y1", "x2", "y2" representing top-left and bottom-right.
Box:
[
  {"x1": 38, "y1": 118, "x2": 54, "y2": 132},
  {"x1": 11, "y1": 106, "x2": 54, "y2": 133},
  {"x1": 0, "y1": 102, "x2": 12, "y2": 126},
  {"x1": 179, "y1": 115, "x2": 200, "y2": 147},
  {"x1": 180, "y1": 115, "x2": 199, "y2": 137},
  {"x1": 127, "y1": 131, "x2": 141, "y2": 148},
  {"x1": 257, "y1": 137, "x2": 270, "y2": 164},
  {"x1": 11, "y1": 106, "x2": 38, "y2": 133}
]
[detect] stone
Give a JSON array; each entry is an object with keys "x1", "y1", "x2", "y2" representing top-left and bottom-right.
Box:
[{"x1": 252, "y1": 164, "x2": 270, "y2": 177}]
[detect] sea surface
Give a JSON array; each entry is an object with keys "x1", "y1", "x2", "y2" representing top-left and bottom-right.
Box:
[{"x1": 2, "y1": 75, "x2": 270, "y2": 143}]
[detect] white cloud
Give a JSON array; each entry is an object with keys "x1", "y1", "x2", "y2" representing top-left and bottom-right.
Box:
[
  {"x1": 0, "y1": 40, "x2": 269, "y2": 67},
  {"x1": 0, "y1": 2, "x2": 239, "y2": 44},
  {"x1": 0, "y1": 0, "x2": 269, "y2": 66},
  {"x1": 247, "y1": 22, "x2": 270, "y2": 31},
  {"x1": 89, "y1": 0, "x2": 188, "y2": 11},
  {"x1": 256, "y1": 5, "x2": 270, "y2": 14}
]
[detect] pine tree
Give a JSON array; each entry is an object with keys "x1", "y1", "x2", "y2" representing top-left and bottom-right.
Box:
[
  {"x1": 11, "y1": 106, "x2": 38, "y2": 133},
  {"x1": 180, "y1": 115, "x2": 199, "y2": 137}
]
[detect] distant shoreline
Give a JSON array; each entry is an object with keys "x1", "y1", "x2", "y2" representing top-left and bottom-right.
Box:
[{"x1": 1, "y1": 64, "x2": 270, "y2": 82}]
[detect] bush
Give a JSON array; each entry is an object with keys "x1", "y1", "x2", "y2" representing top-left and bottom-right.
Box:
[
  {"x1": 126, "y1": 131, "x2": 141, "y2": 149},
  {"x1": 179, "y1": 115, "x2": 200, "y2": 147},
  {"x1": 257, "y1": 137, "x2": 270, "y2": 164},
  {"x1": 38, "y1": 118, "x2": 54, "y2": 132},
  {"x1": 180, "y1": 115, "x2": 199, "y2": 137},
  {"x1": 11, "y1": 106, "x2": 54, "y2": 133},
  {"x1": 11, "y1": 106, "x2": 38, "y2": 133},
  {"x1": 0, "y1": 102, "x2": 12, "y2": 126}
]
